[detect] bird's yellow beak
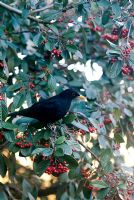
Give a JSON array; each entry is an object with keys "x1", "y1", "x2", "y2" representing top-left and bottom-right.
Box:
[{"x1": 78, "y1": 95, "x2": 87, "y2": 101}]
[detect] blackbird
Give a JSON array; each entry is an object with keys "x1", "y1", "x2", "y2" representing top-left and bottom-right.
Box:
[{"x1": 8, "y1": 89, "x2": 86, "y2": 124}]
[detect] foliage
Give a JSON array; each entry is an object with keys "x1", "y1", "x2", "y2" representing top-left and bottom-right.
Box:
[{"x1": 0, "y1": 0, "x2": 134, "y2": 199}]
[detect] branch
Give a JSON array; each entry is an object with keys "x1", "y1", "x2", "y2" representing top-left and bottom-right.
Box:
[
  {"x1": 0, "y1": 1, "x2": 45, "y2": 24},
  {"x1": 77, "y1": 139, "x2": 100, "y2": 163},
  {"x1": 31, "y1": 4, "x2": 53, "y2": 14}
]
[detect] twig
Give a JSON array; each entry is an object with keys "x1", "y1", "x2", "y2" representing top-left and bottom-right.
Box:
[
  {"x1": 0, "y1": 1, "x2": 45, "y2": 24},
  {"x1": 77, "y1": 139, "x2": 100, "y2": 163},
  {"x1": 31, "y1": 4, "x2": 53, "y2": 14},
  {"x1": 0, "y1": 141, "x2": 9, "y2": 149}
]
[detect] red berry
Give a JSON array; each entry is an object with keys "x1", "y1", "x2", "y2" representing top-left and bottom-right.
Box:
[
  {"x1": 122, "y1": 65, "x2": 133, "y2": 75},
  {"x1": 95, "y1": 26, "x2": 103, "y2": 32},
  {"x1": 88, "y1": 127, "x2": 96, "y2": 133},
  {"x1": 0, "y1": 61, "x2": 4, "y2": 68},
  {"x1": 0, "y1": 132, "x2": 3, "y2": 140},
  {"x1": 78, "y1": 129, "x2": 85, "y2": 135},
  {"x1": 57, "y1": 18, "x2": 63, "y2": 23},
  {"x1": 129, "y1": 40, "x2": 134, "y2": 48},
  {"x1": 121, "y1": 28, "x2": 128, "y2": 38},
  {"x1": 68, "y1": 19, "x2": 74, "y2": 23},
  {"x1": 104, "y1": 118, "x2": 112, "y2": 124},
  {"x1": 112, "y1": 28, "x2": 118, "y2": 35},
  {"x1": 111, "y1": 57, "x2": 117, "y2": 63},
  {"x1": 0, "y1": 95, "x2": 4, "y2": 100},
  {"x1": 29, "y1": 82, "x2": 35, "y2": 89}
]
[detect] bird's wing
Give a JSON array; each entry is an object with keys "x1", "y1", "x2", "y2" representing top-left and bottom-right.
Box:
[{"x1": 17, "y1": 98, "x2": 61, "y2": 122}]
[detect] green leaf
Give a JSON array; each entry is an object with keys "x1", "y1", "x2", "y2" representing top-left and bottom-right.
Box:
[
  {"x1": 62, "y1": 29, "x2": 75, "y2": 39},
  {"x1": 86, "y1": 87, "x2": 97, "y2": 99},
  {"x1": 6, "y1": 82, "x2": 22, "y2": 92},
  {"x1": 22, "y1": 179, "x2": 32, "y2": 197},
  {"x1": 45, "y1": 41, "x2": 54, "y2": 51},
  {"x1": 124, "y1": 108, "x2": 133, "y2": 117},
  {"x1": 72, "y1": 120, "x2": 88, "y2": 132},
  {"x1": 106, "y1": 60, "x2": 122, "y2": 79},
  {"x1": 63, "y1": 0, "x2": 68, "y2": 7},
  {"x1": 100, "y1": 149, "x2": 112, "y2": 164},
  {"x1": 2, "y1": 122, "x2": 18, "y2": 130},
  {"x1": 97, "y1": 188, "x2": 110, "y2": 199},
  {"x1": 66, "y1": 44, "x2": 78, "y2": 53},
  {"x1": 13, "y1": 91, "x2": 26, "y2": 108},
  {"x1": 112, "y1": 3, "x2": 121, "y2": 18},
  {"x1": 56, "y1": 136, "x2": 66, "y2": 145},
  {"x1": 54, "y1": 148, "x2": 64, "y2": 157},
  {"x1": 63, "y1": 113, "x2": 76, "y2": 124},
  {"x1": 33, "y1": 33, "x2": 41, "y2": 46},
  {"x1": 0, "y1": 155, "x2": 7, "y2": 177},
  {"x1": 83, "y1": 187, "x2": 92, "y2": 198},
  {"x1": 32, "y1": 148, "x2": 53, "y2": 156},
  {"x1": 0, "y1": 100, "x2": 8, "y2": 121},
  {"x1": 114, "y1": 133, "x2": 124, "y2": 144},
  {"x1": 0, "y1": 191, "x2": 8, "y2": 200},
  {"x1": 100, "y1": 149, "x2": 113, "y2": 172},
  {"x1": 4, "y1": 131, "x2": 15, "y2": 142},
  {"x1": 21, "y1": 147, "x2": 33, "y2": 156},
  {"x1": 47, "y1": 24, "x2": 59, "y2": 35},
  {"x1": 102, "y1": 10, "x2": 111, "y2": 25},
  {"x1": 60, "y1": 143, "x2": 73, "y2": 155},
  {"x1": 47, "y1": 75, "x2": 57, "y2": 92},
  {"x1": 33, "y1": 160, "x2": 50, "y2": 176},
  {"x1": 97, "y1": 0, "x2": 110, "y2": 8},
  {"x1": 89, "y1": 180, "x2": 108, "y2": 188},
  {"x1": 62, "y1": 155, "x2": 78, "y2": 169}
]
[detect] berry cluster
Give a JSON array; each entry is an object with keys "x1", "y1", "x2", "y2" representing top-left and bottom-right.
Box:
[
  {"x1": 121, "y1": 28, "x2": 128, "y2": 38},
  {"x1": 15, "y1": 134, "x2": 32, "y2": 148},
  {"x1": 15, "y1": 141, "x2": 33, "y2": 148},
  {"x1": 102, "y1": 34, "x2": 119, "y2": 42},
  {"x1": 105, "y1": 173, "x2": 119, "y2": 188},
  {"x1": 122, "y1": 48, "x2": 131, "y2": 58},
  {"x1": 127, "y1": 181, "x2": 134, "y2": 195},
  {"x1": 86, "y1": 21, "x2": 103, "y2": 32},
  {"x1": 45, "y1": 159, "x2": 68, "y2": 176},
  {"x1": 52, "y1": 48, "x2": 62, "y2": 57},
  {"x1": 122, "y1": 65, "x2": 133, "y2": 75}
]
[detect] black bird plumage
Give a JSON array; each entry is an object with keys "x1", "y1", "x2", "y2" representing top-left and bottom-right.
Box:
[{"x1": 8, "y1": 89, "x2": 80, "y2": 124}]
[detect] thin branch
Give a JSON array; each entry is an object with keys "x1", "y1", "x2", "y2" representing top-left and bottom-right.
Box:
[
  {"x1": 31, "y1": 4, "x2": 53, "y2": 14},
  {"x1": 77, "y1": 139, "x2": 100, "y2": 163},
  {"x1": 0, "y1": 141, "x2": 9, "y2": 149},
  {"x1": 0, "y1": 1, "x2": 45, "y2": 24}
]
